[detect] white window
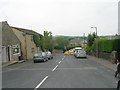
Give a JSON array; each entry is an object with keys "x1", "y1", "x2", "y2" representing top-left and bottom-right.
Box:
[{"x1": 12, "y1": 45, "x2": 20, "y2": 55}]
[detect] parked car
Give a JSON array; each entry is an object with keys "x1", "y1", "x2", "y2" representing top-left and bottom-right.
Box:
[
  {"x1": 46, "y1": 51, "x2": 53, "y2": 60},
  {"x1": 64, "y1": 51, "x2": 69, "y2": 55},
  {"x1": 68, "y1": 49, "x2": 75, "y2": 55},
  {"x1": 33, "y1": 52, "x2": 48, "y2": 63},
  {"x1": 74, "y1": 48, "x2": 87, "y2": 58},
  {"x1": 74, "y1": 47, "x2": 82, "y2": 51}
]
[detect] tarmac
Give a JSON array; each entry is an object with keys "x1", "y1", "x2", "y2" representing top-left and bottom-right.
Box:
[{"x1": 2, "y1": 55, "x2": 117, "y2": 72}]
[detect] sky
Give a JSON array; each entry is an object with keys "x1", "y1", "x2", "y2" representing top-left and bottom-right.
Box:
[{"x1": 0, "y1": 0, "x2": 119, "y2": 36}]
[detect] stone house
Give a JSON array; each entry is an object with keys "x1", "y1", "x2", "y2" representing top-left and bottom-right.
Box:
[
  {"x1": 11, "y1": 26, "x2": 40, "y2": 60},
  {"x1": 69, "y1": 37, "x2": 87, "y2": 47},
  {"x1": 1, "y1": 21, "x2": 21, "y2": 63}
]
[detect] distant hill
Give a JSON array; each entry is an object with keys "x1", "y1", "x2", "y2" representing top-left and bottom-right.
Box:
[{"x1": 54, "y1": 35, "x2": 87, "y2": 40}]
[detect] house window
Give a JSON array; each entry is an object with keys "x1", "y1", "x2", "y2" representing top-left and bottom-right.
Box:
[{"x1": 13, "y1": 45, "x2": 20, "y2": 55}]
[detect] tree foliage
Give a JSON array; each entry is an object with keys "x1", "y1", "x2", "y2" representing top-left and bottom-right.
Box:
[
  {"x1": 33, "y1": 34, "x2": 44, "y2": 51},
  {"x1": 54, "y1": 36, "x2": 69, "y2": 51},
  {"x1": 43, "y1": 31, "x2": 53, "y2": 52},
  {"x1": 87, "y1": 32, "x2": 96, "y2": 47},
  {"x1": 33, "y1": 34, "x2": 41, "y2": 47}
]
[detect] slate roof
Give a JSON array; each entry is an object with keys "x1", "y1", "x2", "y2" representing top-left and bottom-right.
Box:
[
  {"x1": 11, "y1": 26, "x2": 40, "y2": 35},
  {"x1": 2, "y1": 21, "x2": 21, "y2": 46}
]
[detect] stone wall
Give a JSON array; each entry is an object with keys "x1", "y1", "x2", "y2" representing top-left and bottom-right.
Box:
[
  {"x1": 91, "y1": 51, "x2": 118, "y2": 64},
  {"x1": 98, "y1": 52, "x2": 111, "y2": 61}
]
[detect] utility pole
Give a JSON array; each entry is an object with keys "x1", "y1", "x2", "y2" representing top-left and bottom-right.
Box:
[{"x1": 83, "y1": 33, "x2": 85, "y2": 48}]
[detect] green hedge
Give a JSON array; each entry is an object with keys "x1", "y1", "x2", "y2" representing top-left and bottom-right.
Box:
[{"x1": 92, "y1": 39, "x2": 120, "y2": 53}]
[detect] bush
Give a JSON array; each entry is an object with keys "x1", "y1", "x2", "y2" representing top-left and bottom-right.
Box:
[
  {"x1": 113, "y1": 39, "x2": 120, "y2": 52},
  {"x1": 92, "y1": 39, "x2": 120, "y2": 53},
  {"x1": 85, "y1": 46, "x2": 92, "y2": 54}
]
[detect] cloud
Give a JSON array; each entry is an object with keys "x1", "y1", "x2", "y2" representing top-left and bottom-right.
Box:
[{"x1": 0, "y1": 0, "x2": 118, "y2": 36}]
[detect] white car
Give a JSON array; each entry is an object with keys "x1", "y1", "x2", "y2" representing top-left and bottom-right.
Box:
[
  {"x1": 46, "y1": 51, "x2": 53, "y2": 60},
  {"x1": 74, "y1": 49, "x2": 87, "y2": 58}
]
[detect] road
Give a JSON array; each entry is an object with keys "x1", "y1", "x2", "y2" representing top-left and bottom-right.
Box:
[{"x1": 2, "y1": 53, "x2": 117, "y2": 89}]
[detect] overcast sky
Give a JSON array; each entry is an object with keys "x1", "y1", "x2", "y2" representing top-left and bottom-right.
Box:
[{"x1": 0, "y1": 0, "x2": 119, "y2": 36}]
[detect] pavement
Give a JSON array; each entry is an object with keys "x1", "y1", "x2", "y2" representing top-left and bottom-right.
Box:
[
  {"x1": 2, "y1": 60, "x2": 25, "y2": 67},
  {"x1": 2, "y1": 53, "x2": 118, "y2": 88},
  {"x1": 88, "y1": 55, "x2": 117, "y2": 71}
]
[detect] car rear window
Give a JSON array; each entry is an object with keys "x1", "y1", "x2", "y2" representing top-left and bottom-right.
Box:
[
  {"x1": 34, "y1": 53, "x2": 42, "y2": 56},
  {"x1": 42, "y1": 52, "x2": 46, "y2": 56},
  {"x1": 75, "y1": 49, "x2": 85, "y2": 53}
]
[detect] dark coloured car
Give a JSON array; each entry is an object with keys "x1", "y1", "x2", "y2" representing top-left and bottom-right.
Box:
[{"x1": 33, "y1": 52, "x2": 48, "y2": 63}]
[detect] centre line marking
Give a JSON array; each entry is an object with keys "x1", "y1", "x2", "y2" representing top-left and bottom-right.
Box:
[
  {"x1": 52, "y1": 65, "x2": 58, "y2": 72},
  {"x1": 34, "y1": 76, "x2": 48, "y2": 90},
  {"x1": 59, "y1": 61, "x2": 61, "y2": 64}
]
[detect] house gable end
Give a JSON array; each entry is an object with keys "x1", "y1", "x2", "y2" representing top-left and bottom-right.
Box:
[{"x1": 2, "y1": 21, "x2": 20, "y2": 46}]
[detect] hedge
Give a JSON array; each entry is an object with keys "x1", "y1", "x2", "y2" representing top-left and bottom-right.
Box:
[{"x1": 92, "y1": 39, "x2": 120, "y2": 53}]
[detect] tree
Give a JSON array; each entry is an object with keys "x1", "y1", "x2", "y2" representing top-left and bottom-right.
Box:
[
  {"x1": 87, "y1": 32, "x2": 96, "y2": 47},
  {"x1": 43, "y1": 31, "x2": 54, "y2": 52},
  {"x1": 54, "y1": 36, "x2": 69, "y2": 51},
  {"x1": 39, "y1": 34, "x2": 44, "y2": 51},
  {"x1": 33, "y1": 34, "x2": 41, "y2": 47},
  {"x1": 33, "y1": 34, "x2": 44, "y2": 51}
]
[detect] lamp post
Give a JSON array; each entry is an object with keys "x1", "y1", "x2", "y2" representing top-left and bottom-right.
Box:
[
  {"x1": 91, "y1": 27, "x2": 98, "y2": 57},
  {"x1": 91, "y1": 27, "x2": 97, "y2": 36},
  {"x1": 83, "y1": 33, "x2": 85, "y2": 48}
]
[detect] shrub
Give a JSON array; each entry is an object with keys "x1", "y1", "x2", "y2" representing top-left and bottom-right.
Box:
[{"x1": 92, "y1": 39, "x2": 120, "y2": 53}]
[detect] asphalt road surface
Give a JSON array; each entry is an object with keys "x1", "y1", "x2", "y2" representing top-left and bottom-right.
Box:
[{"x1": 2, "y1": 53, "x2": 117, "y2": 89}]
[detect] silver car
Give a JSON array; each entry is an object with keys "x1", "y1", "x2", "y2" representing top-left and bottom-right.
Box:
[
  {"x1": 33, "y1": 52, "x2": 48, "y2": 63},
  {"x1": 74, "y1": 49, "x2": 87, "y2": 58}
]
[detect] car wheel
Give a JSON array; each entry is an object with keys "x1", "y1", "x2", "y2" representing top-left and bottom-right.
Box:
[{"x1": 34, "y1": 61, "x2": 36, "y2": 63}]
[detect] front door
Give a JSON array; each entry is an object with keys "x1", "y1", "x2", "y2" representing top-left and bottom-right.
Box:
[{"x1": 7, "y1": 46, "x2": 12, "y2": 61}]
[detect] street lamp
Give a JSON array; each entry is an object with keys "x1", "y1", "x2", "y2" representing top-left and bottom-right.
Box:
[
  {"x1": 83, "y1": 33, "x2": 85, "y2": 48},
  {"x1": 91, "y1": 27, "x2": 97, "y2": 36},
  {"x1": 91, "y1": 26, "x2": 98, "y2": 57}
]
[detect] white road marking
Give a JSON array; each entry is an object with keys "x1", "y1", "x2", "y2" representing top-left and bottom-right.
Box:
[
  {"x1": 34, "y1": 76, "x2": 48, "y2": 90},
  {"x1": 62, "y1": 56, "x2": 65, "y2": 60},
  {"x1": 59, "y1": 61, "x2": 61, "y2": 64},
  {"x1": 52, "y1": 65, "x2": 58, "y2": 72}
]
